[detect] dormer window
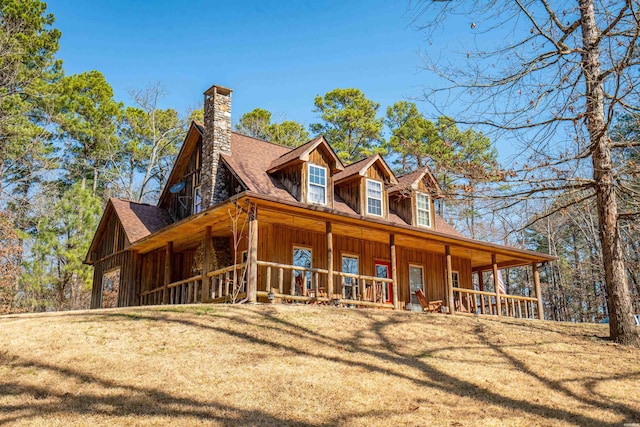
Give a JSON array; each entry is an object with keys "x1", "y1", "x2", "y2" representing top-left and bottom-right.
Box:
[
  {"x1": 366, "y1": 179, "x2": 383, "y2": 216},
  {"x1": 416, "y1": 192, "x2": 431, "y2": 228},
  {"x1": 308, "y1": 163, "x2": 327, "y2": 205}
]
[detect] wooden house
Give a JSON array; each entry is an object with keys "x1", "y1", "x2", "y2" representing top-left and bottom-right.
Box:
[{"x1": 85, "y1": 84, "x2": 555, "y2": 318}]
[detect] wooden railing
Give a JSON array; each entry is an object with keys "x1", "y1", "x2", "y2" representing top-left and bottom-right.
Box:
[
  {"x1": 256, "y1": 260, "x2": 394, "y2": 308},
  {"x1": 452, "y1": 287, "x2": 540, "y2": 319},
  {"x1": 206, "y1": 263, "x2": 247, "y2": 302},
  {"x1": 139, "y1": 260, "x2": 395, "y2": 309}
]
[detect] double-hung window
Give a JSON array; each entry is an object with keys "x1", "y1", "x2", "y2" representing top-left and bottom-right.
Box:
[
  {"x1": 366, "y1": 179, "x2": 383, "y2": 216},
  {"x1": 308, "y1": 164, "x2": 327, "y2": 205},
  {"x1": 416, "y1": 192, "x2": 431, "y2": 228}
]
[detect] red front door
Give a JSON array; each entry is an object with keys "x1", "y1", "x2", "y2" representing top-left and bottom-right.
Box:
[{"x1": 374, "y1": 261, "x2": 392, "y2": 303}]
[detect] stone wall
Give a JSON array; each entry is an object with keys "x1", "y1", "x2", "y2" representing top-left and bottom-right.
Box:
[{"x1": 201, "y1": 85, "x2": 232, "y2": 210}]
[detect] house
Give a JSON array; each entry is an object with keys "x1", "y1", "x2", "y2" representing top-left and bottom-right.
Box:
[{"x1": 85, "y1": 84, "x2": 555, "y2": 318}]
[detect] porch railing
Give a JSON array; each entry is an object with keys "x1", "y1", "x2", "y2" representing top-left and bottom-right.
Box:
[
  {"x1": 452, "y1": 287, "x2": 540, "y2": 319},
  {"x1": 255, "y1": 260, "x2": 394, "y2": 309}
]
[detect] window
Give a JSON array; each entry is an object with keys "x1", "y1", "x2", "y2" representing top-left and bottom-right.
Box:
[
  {"x1": 342, "y1": 255, "x2": 359, "y2": 300},
  {"x1": 308, "y1": 164, "x2": 327, "y2": 205},
  {"x1": 101, "y1": 268, "x2": 120, "y2": 308},
  {"x1": 366, "y1": 179, "x2": 383, "y2": 216},
  {"x1": 293, "y1": 247, "x2": 313, "y2": 295},
  {"x1": 416, "y1": 192, "x2": 431, "y2": 228},
  {"x1": 451, "y1": 271, "x2": 460, "y2": 288},
  {"x1": 193, "y1": 186, "x2": 202, "y2": 214},
  {"x1": 409, "y1": 265, "x2": 424, "y2": 307}
]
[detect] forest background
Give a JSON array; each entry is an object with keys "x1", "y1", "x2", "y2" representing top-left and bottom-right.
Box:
[{"x1": 1, "y1": 0, "x2": 638, "y2": 328}]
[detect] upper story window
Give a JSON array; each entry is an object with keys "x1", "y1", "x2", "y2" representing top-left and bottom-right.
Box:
[
  {"x1": 193, "y1": 186, "x2": 202, "y2": 214},
  {"x1": 366, "y1": 179, "x2": 383, "y2": 216},
  {"x1": 416, "y1": 192, "x2": 431, "y2": 228},
  {"x1": 308, "y1": 163, "x2": 327, "y2": 205}
]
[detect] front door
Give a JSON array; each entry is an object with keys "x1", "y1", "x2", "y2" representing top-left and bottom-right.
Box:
[
  {"x1": 409, "y1": 265, "x2": 424, "y2": 307},
  {"x1": 374, "y1": 261, "x2": 392, "y2": 303}
]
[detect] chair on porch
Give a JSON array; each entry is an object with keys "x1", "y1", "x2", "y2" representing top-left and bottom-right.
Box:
[{"x1": 415, "y1": 289, "x2": 443, "y2": 313}]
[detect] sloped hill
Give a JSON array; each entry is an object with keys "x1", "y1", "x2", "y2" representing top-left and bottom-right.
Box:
[{"x1": 0, "y1": 304, "x2": 638, "y2": 426}]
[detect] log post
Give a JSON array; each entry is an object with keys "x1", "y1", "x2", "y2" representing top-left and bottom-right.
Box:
[
  {"x1": 492, "y1": 254, "x2": 502, "y2": 316},
  {"x1": 533, "y1": 262, "x2": 544, "y2": 320},
  {"x1": 390, "y1": 234, "x2": 399, "y2": 310},
  {"x1": 247, "y1": 208, "x2": 258, "y2": 303},
  {"x1": 163, "y1": 241, "x2": 173, "y2": 304},
  {"x1": 445, "y1": 245, "x2": 455, "y2": 314},
  {"x1": 478, "y1": 270, "x2": 484, "y2": 292},
  {"x1": 202, "y1": 226, "x2": 212, "y2": 302},
  {"x1": 326, "y1": 222, "x2": 334, "y2": 298}
]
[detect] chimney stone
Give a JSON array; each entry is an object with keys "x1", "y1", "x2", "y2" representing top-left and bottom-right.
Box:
[{"x1": 201, "y1": 84, "x2": 232, "y2": 209}]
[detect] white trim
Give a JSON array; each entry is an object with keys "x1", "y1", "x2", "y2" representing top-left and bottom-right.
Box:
[
  {"x1": 293, "y1": 246, "x2": 313, "y2": 292},
  {"x1": 408, "y1": 264, "x2": 424, "y2": 307},
  {"x1": 193, "y1": 185, "x2": 202, "y2": 214},
  {"x1": 451, "y1": 270, "x2": 460, "y2": 288},
  {"x1": 307, "y1": 163, "x2": 327, "y2": 206},
  {"x1": 365, "y1": 178, "x2": 383, "y2": 217},
  {"x1": 415, "y1": 192, "x2": 432, "y2": 228}
]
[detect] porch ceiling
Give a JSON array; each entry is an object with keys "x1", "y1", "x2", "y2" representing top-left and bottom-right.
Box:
[{"x1": 128, "y1": 193, "x2": 555, "y2": 270}]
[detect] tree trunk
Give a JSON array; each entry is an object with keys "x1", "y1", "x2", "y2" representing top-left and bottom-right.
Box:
[{"x1": 580, "y1": 0, "x2": 638, "y2": 345}]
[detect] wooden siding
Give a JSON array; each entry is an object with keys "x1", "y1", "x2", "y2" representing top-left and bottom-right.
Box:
[
  {"x1": 160, "y1": 139, "x2": 202, "y2": 221},
  {"x1": 390, "y1": 194, "x2": 413, "y2": 226},
  {"x1": 275, "y1": 163, "x2": 302, "y2": 202},
  {"x1": 335, "y1": 177, "x2": 361, "y2": 214},
  {"x1": 94, "y1": 209, "x2": 128, "y2": 261},
  {"x1": 90, "y1": 250, "x2": 139, "y2": 308}
]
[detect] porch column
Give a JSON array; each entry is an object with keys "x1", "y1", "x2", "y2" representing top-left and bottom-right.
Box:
[
  {"x1": 326, "y1": 222, "x2": 334, "y2": 299},
  {"x1": 247, "y1": 207, "x2": 258, "y2": 303},
  {"x1": 492, "y1": 254, "x2": 502, "y2": 316},
  {"x1": 390, "y1": 234, "x2": 399, "y2": 310},
  {"x1": 532, "y1": 262, "x2": 544, "y2": 320},
  {"x1": 478, "y1": 270, "x2": 484, "y2": 292},
  {"x1": 202, "y1": 226, "x2": 212, "y2": 302},
  {"x1": 445, "y1": 245, "x2": 455, "y2": 314},
  {"x1": 163, "y1": 241, "x2": 173, "y2": 304}
]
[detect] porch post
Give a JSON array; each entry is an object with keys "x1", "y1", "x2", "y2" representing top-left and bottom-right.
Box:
[
  {"x1": 163, "y1": 241, "x2": 173, "y2": 304},
  {"x1": 202, "y1": 226, "x2": 212, "y2": 302},
  {"x1": 326, "y1": 222, "x2": 334, "y2": 299},
  {"x1": 478, "y1": 270, "x2": 484, "y2": 292},
  {"x1": 445, "y1": 245, "x2": 455, "y2": 314},
  {"x1": 532, "y1": 262, "x2": 544, "y2": 320},
  {"x1": 492, "y1": 254, "x2": 502, "y2": 316},
  {"x1": 247, "y1": 207, "x2": 258, "y2": 303},
  {"x1": 390, "y1": 234, "x2": 399, "y2": 310}
]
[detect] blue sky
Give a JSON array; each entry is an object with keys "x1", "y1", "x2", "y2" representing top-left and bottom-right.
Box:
[{"x1": 47, "y1": 0, "x2": 472, "y2": 129}]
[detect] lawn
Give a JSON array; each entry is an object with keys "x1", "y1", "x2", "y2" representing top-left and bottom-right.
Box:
[{"x1": 0, "y1": 304, "x2": 638, "y2": 426}]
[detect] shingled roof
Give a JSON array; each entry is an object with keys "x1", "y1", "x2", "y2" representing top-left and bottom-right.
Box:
[
  {"x1": 388, "y1": 165, "x2": 442, "y2": 196},
  {"x1": 110, "y1": 198, "x2": 172, "y2": 243},
  {"x1": 333, "y1": 154, "x2": 398, "y2": 185}
]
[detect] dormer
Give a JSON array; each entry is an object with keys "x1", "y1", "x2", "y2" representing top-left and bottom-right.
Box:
[
  {"x1": 388, "y1": 166, "x2": 442, "y2": 230},
  {"x1": 267, "y1": 136, "x2": 344, "y2": 207},
  {"x1": 333, "y1": 154, "x2": 398, "y2": 219}
]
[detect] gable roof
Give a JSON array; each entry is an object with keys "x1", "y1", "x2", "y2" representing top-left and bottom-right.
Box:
[
  {"x1": 86, "y1": 198, "x2": 172, "y2": 263},
  {"x1": 157, "y1": 121, "x2": 204, "y2": 207},
  {"x1": 267, "y1": 135, "x2": 344, "y2": 174},
  {"x1": 388, "y1": 165, "x2": 442, "y2": 196},
  {"x1": 333, "y1": 154, "x2": 399, "y2": 185}
]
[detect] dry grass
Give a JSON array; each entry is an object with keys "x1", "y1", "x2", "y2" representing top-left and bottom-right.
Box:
[{"x1": 0, "y1": 304, "x2": 639, "y2": 426}]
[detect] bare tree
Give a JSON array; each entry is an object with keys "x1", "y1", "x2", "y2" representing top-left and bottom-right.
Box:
[{"x1": 412, "y1": 1, "x2": 640, "y2": 345}]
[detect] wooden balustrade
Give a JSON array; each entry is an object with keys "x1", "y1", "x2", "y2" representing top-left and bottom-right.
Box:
[
  {"x1": 256, "y1": 260, "x2": 394, "y2": 308},
  {"x1": 206, "y1": 263, "x2": 247, "y2": 302},
  {"x1": 452, "y1": 287, "x2": 540, "y2": 319}
]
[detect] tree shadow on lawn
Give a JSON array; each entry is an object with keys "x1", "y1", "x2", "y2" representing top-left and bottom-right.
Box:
[{"x1": 1, "y1": 306, "x2": 638, "y2": 426}]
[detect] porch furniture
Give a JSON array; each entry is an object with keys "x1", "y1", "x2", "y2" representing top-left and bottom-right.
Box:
[{"x1": 415, "y1": 289, "x2": 443, "y2": 313}]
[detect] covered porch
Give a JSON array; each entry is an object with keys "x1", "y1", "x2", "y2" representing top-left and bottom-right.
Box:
[{"x1": 131, "y1": 193, "x2": 553, "y2": 319}]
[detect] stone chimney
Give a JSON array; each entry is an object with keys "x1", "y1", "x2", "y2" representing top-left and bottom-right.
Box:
[{"x1": 201, "y1": 84, "x2": 232, "y2": 209}]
